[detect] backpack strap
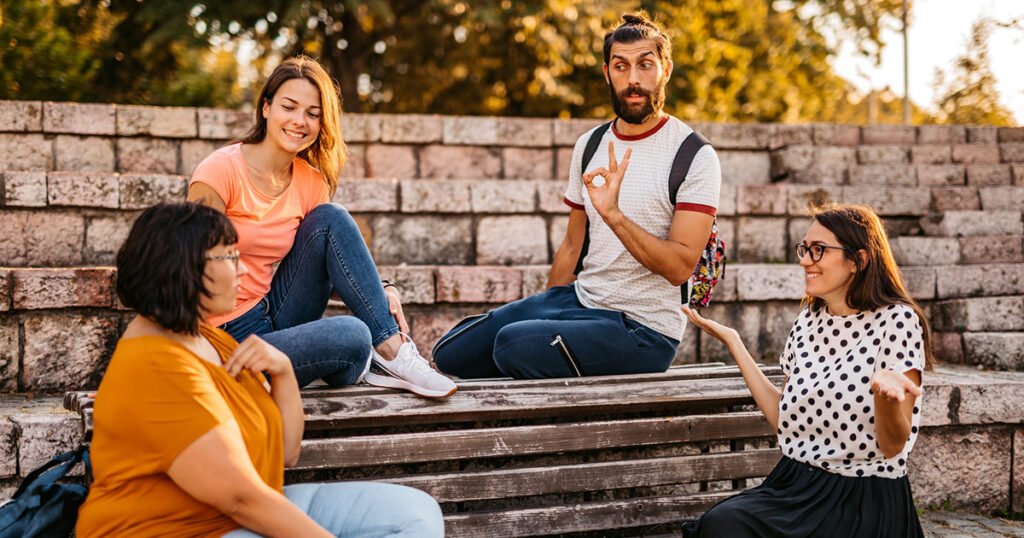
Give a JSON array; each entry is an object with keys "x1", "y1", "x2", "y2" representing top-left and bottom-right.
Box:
[
  {"x1": 573, "y1": 121, "x2": 613, "y2": 276},
  {"x1": 668, "y1": 130, "x2": 711, "y2": 205}
]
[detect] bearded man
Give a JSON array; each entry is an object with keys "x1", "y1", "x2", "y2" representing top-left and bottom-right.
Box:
[{"x1": 433, "y1": 13, "x2": 722, "y2": 379}]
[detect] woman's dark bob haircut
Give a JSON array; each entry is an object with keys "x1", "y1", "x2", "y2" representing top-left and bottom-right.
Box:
[{"x1": 116, "y1": 202, "x2": 238, "y2": 335}]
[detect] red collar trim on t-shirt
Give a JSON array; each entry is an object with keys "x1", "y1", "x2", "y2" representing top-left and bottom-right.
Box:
[{"x1": 612, "y1": 115, "x2": 670, "y2": 141}]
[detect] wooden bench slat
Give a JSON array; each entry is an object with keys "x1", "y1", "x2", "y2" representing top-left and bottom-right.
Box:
[
  {"x1": 295, "y1": 412, "x2": 773, "y2": 470},
  {"x1": 444, "y1": 491, "x2": 735, "y2": 537},
  {"x1": 379, "y1": 449, "x2": 781, "y2": 503}
]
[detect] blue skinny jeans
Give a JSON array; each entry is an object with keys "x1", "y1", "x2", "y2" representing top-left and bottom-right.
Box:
[{"x1": 220, "y1": 203, "x2": 399, "y2": 388}]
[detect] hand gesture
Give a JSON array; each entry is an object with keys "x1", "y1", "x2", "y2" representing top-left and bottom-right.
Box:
[
  {"x1": 681, "y1": 305, "x2": 740, "y2": 347},
  {"x1": 384, "y1": 286, "x2": 411, "y2": 335},
  {"x1": 225, "y1": 335, "x2": 294, "y2": 379},
  {"x1": 870, "y1": 369, "x2": 922, "y2": 402},
  {"x1": 582, "y1": 141, "x2": 632, "y2": 221}
]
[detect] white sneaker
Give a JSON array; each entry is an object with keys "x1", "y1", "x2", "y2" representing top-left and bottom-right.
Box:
[
  {"x1": 364, "y1": 341, "x2": 458, "y2": 398},
  {"x1": 355, "y1": 350, "x2": 373, "y2": 384}
]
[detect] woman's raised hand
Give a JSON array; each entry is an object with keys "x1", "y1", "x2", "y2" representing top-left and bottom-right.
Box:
[
  {"x1": 681, "y1": 305, "x2": 740, "y2": 347},
  {"x1": 384, "y1": 286, "x2": 411, "y2": 334},
  {"x1": 870, "y1": 369, "x2": 923, "y2": 402},
  {"x1": 225, "y1": 335, "x2": 294, "y2": 379}
]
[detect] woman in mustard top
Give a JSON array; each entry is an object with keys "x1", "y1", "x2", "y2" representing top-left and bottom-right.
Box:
[{"x1": 76, "y1": 202, "x2": 444, "y2": 537}]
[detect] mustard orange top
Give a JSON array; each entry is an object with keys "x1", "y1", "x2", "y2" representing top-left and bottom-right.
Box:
[
  {"x1": 190, "y1": 143, "x2": 331, "y2": 326},
  {"x1": 76, "y1": 325, "x2": 284, "y2": 538}
]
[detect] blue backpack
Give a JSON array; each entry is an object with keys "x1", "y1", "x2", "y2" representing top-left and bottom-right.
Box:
[{"x1": 0, "y1": 446, "x2": 89, "y2": 538}]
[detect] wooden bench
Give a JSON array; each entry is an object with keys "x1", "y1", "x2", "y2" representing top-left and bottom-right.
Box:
[{"x1": 65, "y1": 363, "x2": 783, "y2": 536}]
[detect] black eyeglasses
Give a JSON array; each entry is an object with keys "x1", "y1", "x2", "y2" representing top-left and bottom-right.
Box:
[
  {"x1": 207, "y1": 252, "x2": 241, "y2": 268},
  {"x1": 795, "y1": 242, "x2": 847, "y2": 262}
]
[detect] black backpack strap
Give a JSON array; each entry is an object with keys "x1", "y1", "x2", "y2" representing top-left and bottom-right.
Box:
[
  {"x1": 573, "y1": 121, "x2": 613, "y2": 276},
  {"x1": 668, "y1": 130, "x2": 711, "y2": 205}
]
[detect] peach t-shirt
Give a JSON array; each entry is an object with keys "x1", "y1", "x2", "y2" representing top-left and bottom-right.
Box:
[
  {"x1": 76, "y1": 325, "x2": 284, "y2": 538},
  {"x1": 190, "y1": 143, "x2": 331, "y2": 326}
]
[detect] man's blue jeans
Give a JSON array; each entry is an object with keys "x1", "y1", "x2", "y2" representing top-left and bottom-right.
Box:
[
  {"x1": 432, "y1": 284, "x2": 679, "y2": 379},
  {"x1": 222, "y1": 482, "x2": 445, "y2": 537},
  {"x1": 220, "y1": 203, "x2": 399, "y2": 388}
]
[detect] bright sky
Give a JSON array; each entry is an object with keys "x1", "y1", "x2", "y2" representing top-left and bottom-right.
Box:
[{"x1": 832, "y1": 0, "x2": 1024, "y2": 124}]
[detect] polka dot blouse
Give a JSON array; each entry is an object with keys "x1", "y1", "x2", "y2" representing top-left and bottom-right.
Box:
[{"x1": 777, "y1": 304, "x2": 925, "y2": 478}]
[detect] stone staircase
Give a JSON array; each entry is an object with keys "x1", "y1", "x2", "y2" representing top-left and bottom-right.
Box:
[{"x1": 0, "y1": 101, "x2": 1023, "y2": 513}]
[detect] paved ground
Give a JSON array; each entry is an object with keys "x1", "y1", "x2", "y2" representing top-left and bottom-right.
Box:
[{"x1": 923, "y1": 511, "x2": 1024, "y2": 537}]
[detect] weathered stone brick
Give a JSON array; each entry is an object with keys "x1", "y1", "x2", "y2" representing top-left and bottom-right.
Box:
[
  {"x1": 22, "y1": 313, "x2": 119, "y2": 391},
  {"x1": 812, "y1": 124, "x2": 859, "y2": 145},
  {"x1": 443, "y1": 116, "x2": 498, "y2": 145},
  {"x1": 0, "y1": 134, "x2": 51, "y2": 170},
  {"x1": 963, "y1": 334, "x2": 1024, "y2": 370},
  {"x1": 847, "y1": 164, "x2": 916, "y2": 186},
  {"x1": 477, "y1": 216, "x2": 548, "y2": 265},
  {"x1": 471, "y1": 180, "x2": 537, "y2": 213},
  {"x1": 999, "y1": 127, "x2": 1024, "y2": 143},
  {"x1": 769, "y1": 125, "x2": 813, "y2": 149},
  {"x1": 409, "y1": 312, "x2": 463, "y2": 361},
  {"x1": 917, "y1": 125, "x2": 965, "y2": 144},
  {"x1": 786, "y1": 219, "x2": 812, "y2": 261},
  {"x1": 12, "y1": 268, "x2": 114, "y2": 309},
  {"x1": 119, "y1": 174, "x2": 187, "y2": 208},
  {"x1": 916, "y1": 164, "x2": 965, "y2": 186},
  {"x1": 365, "y1": 144, "x2": 417, "y2": 179},
  {"x1": 538, "y1": 181, "x2": 568, "y2": 213},
  {"x1": 372, "y1": 216, "x2": 472, "y2": 265},
  {"x1": 0, "y1": 320, "x2": 17, "y2": 390},
  {"x1": 786, "y1": 186, "x2": 840, "y2": 215},
  {"x1": 1000, "y1": 143, "x2": 1024, "y2": 163},
  {"x1": 0, "y1": 100, "x2": 43, "y2": 132},
  {"x1": 719, "y1": 151, "x2": 771, "y2": 184},
  {"x1": 861, "y1": 125, "x2": 915, "y2": 145},
  {"x1": 548, "y1": 216, "x2": 568, "y2": 255},
  {"x1": 910, "y1": 145, "x2": 952, "y2": 164},
  {"x1": 736, "y1": 217, "x2": 787, "y2": 263},
  {"x1": 498, "y1": 118, "x2": 553, "y2": 147},
  {"x1": 351, "y1": 214, "x2": 373, "y2": 249},
  {"x1": 705, "y1": 123, "x2": 771, "y2": 150},
  {"x1": 736, "y1": 185, "x2": 787, "y2": 215},
  {"x1": 841, "y1": 187, "x2": 930, "y2": 216},
  {"x1": 14, "y1": 411, "x2": 84, "y2": 477},
  {"x1": 857, "y1": 145, "x2": 908, "y2": 164},
  {"x1": 503, "y1": 147, "x2": 554, "y2": 179},
  {"x1": 1017, "y1": 429, "x2": 1024, "y2": 512},
  {"x1": 959, "y1": 235, "x2": 1024, "y2": 264},
  {"x1": 436, "y1": 266, "x2": 522, "y2": 303},
  {"x1": 931, "y1": 332, "x2": 963, "y2": 363},
  {"x1": 117, "y1": 138, "x2": 177, "y2": 174},
  {"x1": 377, "y1": 265, "x2": 435, "y2": 305},
  {"x1": 0, "y1": 211, "x2": 84, "y2": 265},
  {"x1": 520, "y1": 265, "x2": 551, "y2": 298},
  {"x1": 935, "y1": 264, "x2": 1024, "y2": 299},
  {"x1": 334, "y1": 179, "x2": 398, "y2": 212},
  {"x1": 966, "y1": 164, "x2": 1012, "y2": 186},
  {"x1": 900, "y1": 266, "x2": 936, "y2": 300},
  {"x1": 47, "y1": 172, "x2": 119, "y2": 208},
  {"x1": 909, "y1": 427, "x2": 1010, "y2": 512},
  {"x1": 734, "y1": 264, "x2": 804, "y2": 301},
  {"x1": 0, "y1": 270, "x2": 10, "y2": 311},
  {"x1": 933, "y1": 297, "x2": 1024, "y2": 331},
  {"x1": 717, "y1": 183, "x2": 736, "y2": 216},
  {"x1": 42, "y1": 102, "x2": 115, "y2": 135},
  {"x1": 339, "y1": 144, "x2": 366, "y2": 179},
  {"x1": 978, "y1": 186, "x2": 1024, "y2": 211},
  {"x1": 714, "y1": 217, "x2": 737, "y2": 260},
  {"x1": 920, "y1": 210, "x2": 1023, "y2": 237},
  {"x1": 85, "y1": 212, "x2": 138, "y2": 264},
  {"x1": 0, "y1": 418, "x2": 16, "y2": 476},
  {"x1": 1016, "y1": 164, "x2": 1024, "y2": 185},
  {"x1": 419, "y1": 145, "x2": 500, "y2": 179},
  {"x1": 116, "y1": 105, "x2": 197, "y2": 137},
  {"x1": 769, "y1": 145, "x2": 813, "y2": 179},
  {"x1": 2, "y1": 171, "x2": 46, "y2": 207},
  {"x1": 53, "y1": 135, "x2": 115, "y2": 172},
  {"x1": 802, "y1": 147, "x2": 856, "y2": 184},
  {"x1": 761, "y1": 301, "x2": 803, "y2": 360},
  {"x1": 930, "y1": 187, "x2": 980, "y2": 212},
  {"x1": 197, "y1": 108, "x2": 251, "y2": 139},
  {"x1": 379, "y1": 114, "x2": 442, "y2": 143},
  {"x1": 553, "y1": 119, "x2": 603, "y2": 146},
  {"x1": 400, "y1": 179, "x2": 472, "y2": 213},
  {"x1": 966, "y1": 126, "x2": 998, "y2": 144},
  {"x1": 180, "y1": 139, "x2": 221, "y2": 176},
  {"x1": 952, "y1": 144, "x2": 1001, "y2": 164},
  {"x1": 698, "y1": 303, "x2": 763, "y2": 361},
  {"x1": 889, "y1": 237, "x2": 960, "y2": 266},
  {"x1": 555, "y1": 147, "x2": 574, "y2": 178},
  {"x1": 342, "y1": 113, "x2": 381, "y2": 143}
]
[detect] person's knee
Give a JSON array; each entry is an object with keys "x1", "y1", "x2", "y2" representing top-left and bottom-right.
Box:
[
  {"x1": 492, "y1": 323, "x2": 537, "y2": 378},
  {"x1": 693, "y1": 501, "x2": 747, "y2": 536},
  {"x1": 319, "y1": 316, "x2": 372, "y2": 382},
  {"x1": 390, "y1": 486, "x2": 445, "y2": 537}
]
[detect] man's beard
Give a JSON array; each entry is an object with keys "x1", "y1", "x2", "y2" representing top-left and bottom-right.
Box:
[{"x1": 609, "y1": 79, "x2": 666, "y2": 125}]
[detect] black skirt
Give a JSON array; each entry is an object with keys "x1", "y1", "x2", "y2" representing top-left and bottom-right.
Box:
[{"x1": 682, "y1": 456, "x2": 924, "y2": 538}]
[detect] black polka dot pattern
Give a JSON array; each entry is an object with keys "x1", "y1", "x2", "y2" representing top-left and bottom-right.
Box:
[{"x1": 777, "y1": 304, "x2": 925, "y2": 478}]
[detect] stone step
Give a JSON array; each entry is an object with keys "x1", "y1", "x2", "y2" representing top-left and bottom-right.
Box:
[
  {"x1": 962, "y1": 333, "x2": 1024, "y2": 370},
  {"x1": 932, "y1": 297, "x2": 1024, "y2": 332},
  {"x1": 920, "y1": 210, "x2": 1023, "y2": 237},
  {"x1": 891, "y1": 236, "x2": 1024, "y2": 265}
]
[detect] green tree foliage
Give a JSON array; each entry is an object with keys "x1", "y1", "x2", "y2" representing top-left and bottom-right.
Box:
[{"x1": 932, "y1": 19, "x2": 1016, "y2": 127}]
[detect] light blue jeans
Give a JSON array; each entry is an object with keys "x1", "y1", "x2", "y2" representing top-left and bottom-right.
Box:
[
  {"x1": 222, "y1": 482, "x2": 445, "y2": 537},
  {"x1": 220, "y1": 203, "x2": 400, "y2": 388}
]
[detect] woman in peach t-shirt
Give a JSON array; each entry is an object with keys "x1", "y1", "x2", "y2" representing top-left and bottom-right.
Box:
[{"x1": 188, "y1": 56, "x2": 454, "y2": 397}]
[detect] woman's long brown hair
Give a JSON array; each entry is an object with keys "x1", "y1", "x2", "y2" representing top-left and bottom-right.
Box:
[
  {"x1": 240, "y1": 55, "x2": 346, "y2": 195},
  {"x1": 804, "y1": 203, "x2": 935, "y2": 369}
]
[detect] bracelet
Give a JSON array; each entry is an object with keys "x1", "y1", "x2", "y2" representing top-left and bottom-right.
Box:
[{"x1": 381, "y1": 279, "x2": 401, "y2": 292}]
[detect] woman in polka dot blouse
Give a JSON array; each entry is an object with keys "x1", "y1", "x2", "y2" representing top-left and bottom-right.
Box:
[{"x1": 682, "y1": 203, "x2": 933, "y2": 537}]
